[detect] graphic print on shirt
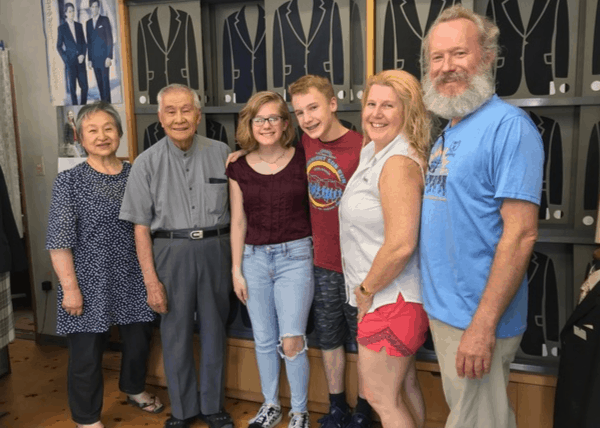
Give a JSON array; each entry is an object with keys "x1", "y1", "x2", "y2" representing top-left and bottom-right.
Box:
[
  {"x1": 307, "y1": 149, "x2": 347, "y2": 210},
  {"x1": 424, "y1": 138, "x2": 461, "y2": 201}
]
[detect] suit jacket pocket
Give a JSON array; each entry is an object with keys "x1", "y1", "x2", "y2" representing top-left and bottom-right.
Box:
[
  {"x1": 148, "y1": 70, "x2": 154, "y2": 81},
  {"x1": 496, "y1": 57, "x2": 505, "y2": 69},
  {"x1": 544, "y1": 53, "x2": 553, "y2": 65},
  {"x1": 284, "y1": 65, "x2": 292, "y2": 76},
  {"x1": 324, "y1": 61, "x2": 331, "y2": 73},
  {"x1": 234, "y1": 69, "x2": 240, "y2": 79},
  {"x1": 396, "y1": 59, "x2": 404, "y2": 69},
  {"x1": 181, "y1": 68, "x2": 188, "y2": 79}
]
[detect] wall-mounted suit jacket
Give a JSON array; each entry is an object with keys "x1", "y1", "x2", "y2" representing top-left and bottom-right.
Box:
[
  {"x1": 554, "y1": 269, "x2": 600, "y2": 427},
  {"x1": 486, "y1": 0, "x2": 569, "y2": 96},
  {"x1": 350, "y1": 0, "x2": 363, "y2": 87},
  {"x1": 143, "y1": 122, "x2": 165, "y2": 151},
  {"x1": 137, "y1": 6, "x2": 199, "y2": 105},
  {"x1": 520, "y1": 251, "x2": 560, "y2": 357},
  {"x1": 528, "y1": 112, "x2": 563, "y2": 220},
  {"x1": 273, "y1": 0, "x2": 343, "y2": 99},
  {"x1": 593, "y1": 0, "x2": 600, "y2": 75},
  {"x1": 584, "y1": 122, "x2": 600, "y2": 211},
  {"x1": 382, "y1": 0, "x2": 460, "y2": 78},
  {"x1": 206, "y1": 119, "x2": 228, "y2": 145},
  {"x1": 222, "y1": 5, "x2": 267, "y2": 104}
]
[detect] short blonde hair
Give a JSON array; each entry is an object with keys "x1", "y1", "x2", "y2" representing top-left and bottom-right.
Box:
[
  {"x1": 288, "y1": 75, "x2": 335, "y2": 100},
  {"x1": 236, "y1": 91, "x2": 296, "y2": 152},
  {"x1": 361, "y1": 70, "x2": 432, "y2": 162}
]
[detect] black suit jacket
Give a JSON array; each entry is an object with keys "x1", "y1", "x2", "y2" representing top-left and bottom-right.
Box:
[
  {"x1": 86, "y1": 15, "x2": 113, "y2": 68},
  {"x1": 520, "y1": 251, "x2": 559, "y2": 356},
  {"x1": 222, "y1": 5, "x2": 267, "y2": 104},
  {"x1": 143, "y1": 122, "x2": 166, "y2": 151},
  {"x1": 584, "y1": 122, "x2": 600, "y2": 211},
  {"x1": 273, "y1": 0, "x2": 343, "y2": 98},
  {"x1": 382, "y1": 0, "x2": 459, "y2": 77},
  {"x1": 528, "y1": 112, "x2": 563, "y2": 220},
  {"x1": 554, "y1": 267, "x2": 600, "y2": 427},
  {"x1": 206, "y1": 119, "x2": 228, "y2": 145},
  {"x1": 486, "y1": 0, "x2": 569, "y2": 96},
  {"x1": 0, "y1": 166, "x2": 26, "y2": 274},
  {"x1": 57, "y1": 21, "x2": 87, "y2": 66},
  {"x1": 137, "y1": 6, "x2": 199, "y2": 105}
]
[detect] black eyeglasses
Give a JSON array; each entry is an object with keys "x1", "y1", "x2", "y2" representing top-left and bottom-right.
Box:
[{"x1": 252, "y1": 116, "x2": 283, "y2": 126}]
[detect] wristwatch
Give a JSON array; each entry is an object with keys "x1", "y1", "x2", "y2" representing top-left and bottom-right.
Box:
[{"x1": 359, "y1": 284, "x2": 373, "y2": 297}]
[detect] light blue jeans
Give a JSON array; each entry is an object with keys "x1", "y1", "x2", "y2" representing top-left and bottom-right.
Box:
[{"x1": 243, "y1": 236, "x2": 314, "y2": 413}]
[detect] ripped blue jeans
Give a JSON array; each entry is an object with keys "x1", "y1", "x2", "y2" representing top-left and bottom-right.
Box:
[{"x1": 243, "y1": 237, "x2": 314, "y2": 413}]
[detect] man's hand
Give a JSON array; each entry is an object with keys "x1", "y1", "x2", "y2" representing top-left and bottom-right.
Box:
[
  {"x1": 78, "y1": 55, "x2": 84, "y2": 64},
  {"x1": 146, "y1": 280, "x2": 168, "y2": 314},
  {"x1": 233, "y1": 267, "x2": 248, "y2": 305},
  {"x1": 226, "y1": 150, "x2": 246, "y2": 167},
  {"x1": 62, "y1": 288, "x2": 84, "y2": 316},
  {"x1": 104, "y1": 58, "x2": 112, "y2": 68},
  {"x1": 456, "y1": 324, "x2": 496, "y2": 379},
  {"x1": 354, "y1": 286, "x2": 373, "y2": 323}
]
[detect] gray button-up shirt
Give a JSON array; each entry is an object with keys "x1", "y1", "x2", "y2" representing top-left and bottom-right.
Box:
[{"x1": 119, "y1": 134, "x2": 231, "y2": 231}]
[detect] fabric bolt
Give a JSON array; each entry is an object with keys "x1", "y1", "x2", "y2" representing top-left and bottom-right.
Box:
[
  {"x1": 67, "y1": 322, "x2": 154, "y2": 424},
  {"x1": 429, "y1": 318, "x2": 521, "y2": 428},
  {"x1": 242, "y1": 237, "x2": 314, "y2": 413},
  {"x1": 303, "y1": 131, "x2": 362, "y2": 273},
  {"x1": 119, "y1": 135, "x2": 231, "y2": 231},
  {"x1": 420, "y1": 94, "x2": 544, "y2": 339},
  {"x1": 0, "y1": 272, "x2": 14, "y2": 349},
  {"x1": 339, "y1": 133, "x2": 424, "y2": 312},
  {"x1": 357, "y1": 292, "x2": 428, "y2": 357},
  {"x1": 0, "y1": 165, "x2": 26, "y2": 275},
  {"x1": 46, "y1": 162, "x2": 156, "y2": 335},
  {"x1": 225, "y1": 146, "x2": 311, "y2": 245},
  {"x1": 312, "y1": 266, "x2": 358, "y2": 351}
]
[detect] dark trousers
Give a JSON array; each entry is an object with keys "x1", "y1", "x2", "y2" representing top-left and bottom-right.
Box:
[
  {"x1": 93, "y1": 64, "x2": 111, "y2": 102},
  {"x1": 67, "y1": 322, "x2": 154, "y2": 424},
  {"x1": 66, "y1": 61, "x2": 88, "y2": 105}
]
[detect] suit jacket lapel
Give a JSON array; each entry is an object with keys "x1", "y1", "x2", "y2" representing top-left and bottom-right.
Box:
[
  {"x1": 166, "y1": 6, "x2": 183, "y2": 55},
  {"x1": 528, "y1": 251, "x2": 540, "y2": 285},
  {"x1": 501, "y1": 0, "x2": 525, "y2": 37},
  {"x1": 286, "y1": 0, "x2": 306, "y2": 46},
  {"x1": 234, "y1": 6, "x2": 254, "y2": 53},
  {"x1": 424, "y1": 0, "x2": 446, "y2": 35},
  {"x1": 307, "y1": 0, "x2": 326, "y2": 47},
  {"x1": 525, "y1": 0, "x2": 552, "y2": 36},
  {"x1": 147, "y1": 7, "x2": 167, "y2": 53},
  {"x1": 399, "y1": 0, "x2": 424, "y2": 39}
]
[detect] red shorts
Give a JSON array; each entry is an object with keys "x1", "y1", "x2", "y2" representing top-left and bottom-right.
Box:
[{"x1": 357, "y1": 292, "x2": 429, "y2": 357}]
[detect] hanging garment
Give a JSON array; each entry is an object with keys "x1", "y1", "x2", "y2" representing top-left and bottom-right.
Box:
[
  {"x1": 554, "y1": 260, "x2": 600, "y2": 427},
  {"x1": 142, "y1": 122, "x2": 166, "y2": 151},
  {"x1": 206, "y1": 119, "x2": 228, "y2": 145},
  {"x1": 137, "y1": 6, "x2": 199, "y2": 105},
  {"x1": 584, "y1": 122, "x2": 600, "y2": 211},
  {"x1": 382, "y1": 0, "x2": 460, "y2": 78},
  {"x1": 528, "y1": 112, "x2": 563, "y2": 220},
  {"x1": 272, "y1": 0, "x2": 344, "y2": 100},
  {"x1": 222, "y1": 5, "x2": 267, "y2": 104},
  {"x1": 350, "y1": 0, "x2": 363, "y2": 88},
  {"x1": 593, "y1": 0, "x2": 600, "y2": 76},
  {"x1": 486, "y1": 0, "x2": 569, "y2": 96},
  {"x1": 520, "y1": 251, "x2": 560, "y2": 357}
]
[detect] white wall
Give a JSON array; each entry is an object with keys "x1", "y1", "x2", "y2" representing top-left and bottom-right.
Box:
[{"x1": 0, "y1": 0, "x2": 62, "y2": 336}]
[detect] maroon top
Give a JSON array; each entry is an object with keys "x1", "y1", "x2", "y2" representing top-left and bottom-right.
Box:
[{"x1": 226, "y1": 145, "x2": 311, "y2": 245}]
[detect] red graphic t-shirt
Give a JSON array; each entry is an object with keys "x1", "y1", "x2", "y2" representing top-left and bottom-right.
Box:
[{"x1": 302, "y1": 130, "x2": 363, "y2": 272}]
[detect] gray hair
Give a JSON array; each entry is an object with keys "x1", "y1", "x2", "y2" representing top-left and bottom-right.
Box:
[
  {"x1": 76, "y1": 101, "x2": 123, "y2": 139},
  {"x1": 421, "y1": 5, "x2": 500, "y2": 74},
  {"x1": 157, "y1": 84, "x2": 202, "y2": 113}
]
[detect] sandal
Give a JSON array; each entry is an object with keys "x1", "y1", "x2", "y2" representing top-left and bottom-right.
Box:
[
  {"x1": 126, "y1": 394, "x2": 165, "y2": 414},
  {"x1": 202, "y1": 411, "x2": 234, "y2": 428}
]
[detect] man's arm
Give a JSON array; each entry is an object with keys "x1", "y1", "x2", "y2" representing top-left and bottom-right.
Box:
[
  {"x1": 456, "y1": 198, "x2": 538, "y2": 379},
  {"x1": 134, "y1": 224, "x2": 168, "y2": 314}
]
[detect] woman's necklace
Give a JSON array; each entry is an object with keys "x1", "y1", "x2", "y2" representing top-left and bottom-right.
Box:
[{"x1": 258, "y1": 148, "x2": 287, "y2": 164}]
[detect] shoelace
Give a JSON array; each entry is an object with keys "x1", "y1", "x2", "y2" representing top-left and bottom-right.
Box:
[
  {"x1": 252, "y1": 405, "x2": 280, "y2": 426},
  {"x1": 289, "y1": 413, "x2": 309, "y2": 428}
]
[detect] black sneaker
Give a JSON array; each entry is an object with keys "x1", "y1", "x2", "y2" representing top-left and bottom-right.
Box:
[
  {"x1": 249, "y1": 403, "x2": 283, "y2": 428},
  {"x1": 346, "y1": 413, "x2": 371, "y2": 428},
  {"x1": 317, "y1": 403, "x2": 350, "y2": 428},
  {"x1": 288, "y1": 411, "x2": 311, "y2": 428}
]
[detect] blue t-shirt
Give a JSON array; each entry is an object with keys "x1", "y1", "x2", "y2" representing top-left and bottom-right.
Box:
[{"x1": 420, "y1": 95, "x2": 544, "y2": 338}]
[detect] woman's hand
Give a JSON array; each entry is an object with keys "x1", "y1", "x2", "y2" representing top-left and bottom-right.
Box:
[
  {"x1": 226, "y1": 150, "x2": 247, "y2": 167},
  {"x1": 354, "y1": 286, "x2": 374, "y2": 323},
  {"x1": 62, "y1": 289, "x2": 84, "y2": 316},
  {"x1": 233, "y1": 267, "x2": 249, "y2": 305}
]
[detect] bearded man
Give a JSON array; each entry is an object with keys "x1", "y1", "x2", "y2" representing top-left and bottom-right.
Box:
[{"x1": 419, "y1": 5, "x2": 544, "y2": 428}]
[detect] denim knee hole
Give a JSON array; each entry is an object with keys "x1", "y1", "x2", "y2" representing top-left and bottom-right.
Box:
[{"x1": 277, "y1": 334, "x2": 308, "y2": 360}]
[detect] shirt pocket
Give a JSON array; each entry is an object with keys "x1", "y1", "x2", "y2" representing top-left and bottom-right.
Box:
[{"x1": 204, "y1": 182, "x2": 228, "y2": 216}]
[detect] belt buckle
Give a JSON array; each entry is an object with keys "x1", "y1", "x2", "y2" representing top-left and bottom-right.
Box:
[{"x1": 189, "y1": 230, "x2": 203, "y2": 240}]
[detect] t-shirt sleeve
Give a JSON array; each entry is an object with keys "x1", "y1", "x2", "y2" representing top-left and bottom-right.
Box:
[
  {"x1": 46, "y1": 172, "x2": 77, "y2": 250},
  {"x1": 225, "y1": 159, "x2": 240, "y2": 181},
  {"x1": 493, "y1": 116, "x2": 544, "y2": 205},
  {"x1": 119, "y1": 158, "x2": 154, "y2": 226}
]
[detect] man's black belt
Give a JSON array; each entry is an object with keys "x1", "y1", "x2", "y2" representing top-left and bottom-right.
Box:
[{"x1": 153, "y1": 226, "x2": 230, "y2": 240}]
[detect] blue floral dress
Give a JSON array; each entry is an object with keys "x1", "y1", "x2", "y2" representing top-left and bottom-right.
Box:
[{"x1": 46, "y1": 162, "x2": 155, "y2": 334}]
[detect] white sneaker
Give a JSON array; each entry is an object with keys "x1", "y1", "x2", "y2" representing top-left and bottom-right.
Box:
[
  {"x1": 249, "y1": 403, "x2": 283, "y2": 428},
  {"x1": 288, "y1": 411, "x2": 310, "y2": 428}
]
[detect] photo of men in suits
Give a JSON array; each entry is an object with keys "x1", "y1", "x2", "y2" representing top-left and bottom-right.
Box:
[
  {"x1": 56, "y1": 2, "x2": 88, "y2": 105},
  {"x1": 87, "y1": 0, "x2": 113, "y2": 102}
]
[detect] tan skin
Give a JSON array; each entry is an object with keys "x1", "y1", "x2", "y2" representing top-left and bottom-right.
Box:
[
  {"x1": 48, "y1": 111, "x2": 162, "y2": 427},
  {"x1": 428, "y1": 19, "x2": 539, "y2": 380}
]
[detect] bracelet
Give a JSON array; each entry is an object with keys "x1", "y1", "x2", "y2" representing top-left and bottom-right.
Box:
[{"x1": 359, "y1": 284, "x2": 373, "y2": 297}]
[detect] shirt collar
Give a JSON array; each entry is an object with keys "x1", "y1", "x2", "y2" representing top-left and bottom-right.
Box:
[
  {"x1": 166, "y1": 135, "x2": 198, "y2": 158},
  {"x1": 362, "y1": 133, "x2": 408, "y2": 168}
]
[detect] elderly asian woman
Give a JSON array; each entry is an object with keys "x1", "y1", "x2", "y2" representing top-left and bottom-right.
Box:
[
  {"x1": 339, "y1": 70, "x2": 432, "y2": 428},
  {"x1": 46, "y1": 102, "x2": 163, "y2": 428}
]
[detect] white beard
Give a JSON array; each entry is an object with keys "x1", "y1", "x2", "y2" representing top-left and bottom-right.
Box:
[{"x1": 423, "y1": 69, "x2": 495, "y2": 120}]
